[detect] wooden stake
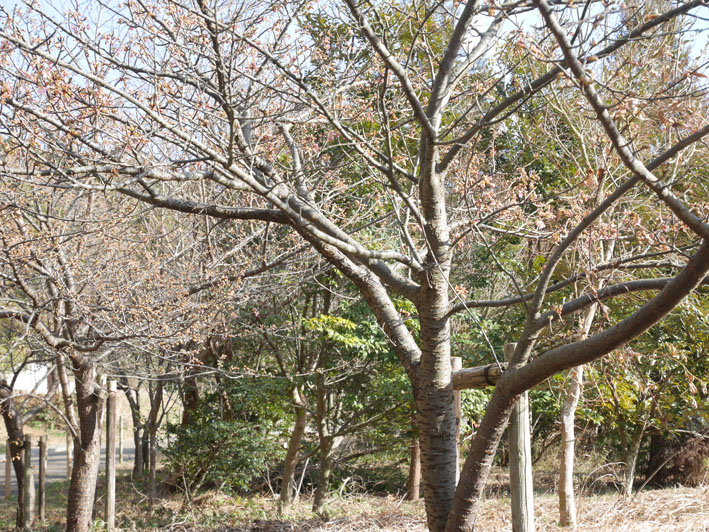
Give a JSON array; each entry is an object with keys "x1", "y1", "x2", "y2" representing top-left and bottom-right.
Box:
[
  {"x1": 4, "y1": 441, "x2": 10, "y2": 503},
  {"x1": 23, "y1": 435, "x2": 32, "y2": 530},
  {"x1": 38, "y1": 436, "x2": 47, "y2": 522},
  {"x1": 451, "y1": 356, "x2": 462, "y2": 485},
  {"x1": 506, "y1": 343, "x2": 535, "y2": 532},
  {"x1": 105, "y1": 380, "x2": 117, "y2": 531}
]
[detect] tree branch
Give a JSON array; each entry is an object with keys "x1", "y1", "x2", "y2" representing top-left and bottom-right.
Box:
[{"x1": 536, "y1": 0, "x2": 709, "y2": 240}]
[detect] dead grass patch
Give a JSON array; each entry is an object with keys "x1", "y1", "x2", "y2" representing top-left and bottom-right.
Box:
[{"x1": 1, "y1": 472, "x2": 706, "y2": 531}]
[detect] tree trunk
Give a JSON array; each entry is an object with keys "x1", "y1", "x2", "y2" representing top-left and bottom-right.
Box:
[
  {"x1": 280, "y1": 386, "x2": 307, "y2": 512},
  {"x1": 142, "y1": 430, "x2": 149, "y2": 474},
  {"x1": 133, "y1": 425, "x2": 144, "y2": 478},
  {"x1": 0, "y1": 382, "x2": 25, "y2": 528},
  {"x1": 149, "y1": 428, "x2": 157, "y2": 504},
  {"x1": 180, "y1": 375, "x2": 200, "y2": 427},
  {"x1": 117, "y1": 378, "x2": 145, "y2": 479},
  {"x1": 415, "y1": 299, "x2": 457, "y2": 532},
  {"x1": 559, "y1": 304, "x2": 596, "y2": 527},
  {"x1": 313, "y1": 343, "x2": 343, "y2": 518},
  {"x1": 148, "y1": 380, "x2": 163, "y2": 507},
  {"x1": 623, "y1": 427, "x2": 645, "y2": 498},
  {"x1": 313, "y1": 435, "x2": 340, "y2": 516},
  {"x1": 66, "y1": 360, "x2": 106, "y2": 532},
  {"x1": 558, "y1": 365, "x2": 583, "y2": 528},
  {"x1": 406, "y1": 429, "x2": 421, "y2": 501}
]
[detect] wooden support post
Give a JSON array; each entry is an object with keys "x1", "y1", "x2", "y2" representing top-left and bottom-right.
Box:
[
  {"x1": 451, "y1": 356, "x2": 462, "y2": 485},
  {"x1": 505, "y1": 343, "x2": 535, "y2": 532},
  {"x1": 23, "y1": 435, "x2": 32, "y2": 530},
  {"x1": 105, "y1": 380, "x2": 117, "y2": 531},
  {"x1": 5, "y1": 441, "x2": 10, "y2": 503},
  {"x1": 118, "y1": 416, "x2": 124, "y2": 464},
  {"x1": 38, "y1": 436, "x2": 47, "y2": 522}
]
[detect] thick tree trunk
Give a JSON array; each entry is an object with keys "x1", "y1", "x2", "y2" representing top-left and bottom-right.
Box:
[
  {"x1": 0, "y1": 382, "x2": 25, "y2": 528},
  {"x1": 447, "y1": 385, "x2": 515, "y2": 532},
  {"x1": 558, "y1": 365, "x2": 583, "y2": 528},
  {"x1": 406, "y1": 428, "x2": 421, "y2": 501},
  {"x1": 415, "y1": 287, "x2": 457, "y2": 532},
  {"x1": 65, "y1": 360, "x2": 105, "y2": 532},
  {"x1": 280, "y1": 386, "x2": 307, "y2": 512},
  {"x1": 411, "y1": 150, "x2": 458, "y2": 532}
]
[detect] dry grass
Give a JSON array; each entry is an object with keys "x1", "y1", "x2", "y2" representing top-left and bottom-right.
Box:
[
  {"x1": 1, "y1": 472, "x2": 706, "y2": 531},
  {"x1": 149, "y1": 485, "x2": 709, "y2": 532}
]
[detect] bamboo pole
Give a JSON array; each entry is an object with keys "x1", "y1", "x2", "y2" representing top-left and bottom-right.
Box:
[
  {"x1": 105, "y1": 380, "x2": 117, "y2": 531},
  {"x1": 506, "y1": 343, "x2": 535, "y2": 532}
]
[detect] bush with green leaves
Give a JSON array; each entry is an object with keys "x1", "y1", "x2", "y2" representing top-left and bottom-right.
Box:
[{"x1": 165, "y1": 378, "x2": 288, "y2": 498}]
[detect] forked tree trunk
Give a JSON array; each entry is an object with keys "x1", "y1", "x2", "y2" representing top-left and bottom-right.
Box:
[
  {"x1": 66, "y1": 360, "x2": 106, "y2": 532},
  {"x1": 559, "y1": 304, "x2": 597, "y2": 527},
  {"x1": 0, "y1": 382, "x2": 25, "y2": 528},
  {"x1": 280, "y1": 386, "x2": 307, "y2": 512}
]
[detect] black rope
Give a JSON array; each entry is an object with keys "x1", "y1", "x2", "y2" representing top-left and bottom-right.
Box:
[{"x1": 484, "y1": 363, "x2": 495, "y2": 386}]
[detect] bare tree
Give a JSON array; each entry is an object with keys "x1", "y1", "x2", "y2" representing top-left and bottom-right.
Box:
[{"x1": 1, "y1": 1, "x2": 707, "y2": 531}]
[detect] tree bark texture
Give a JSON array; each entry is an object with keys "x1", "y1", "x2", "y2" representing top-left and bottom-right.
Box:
[
  {"x1": 0, "y1": 382, "x2": 25, "y2": 528},
  {"x1": 65, "y1": 360, "x2": 106, "y2": 532},
  {"x1": 406, "y1": 415, "x2": 421, "y2": 501},
  {"x1": 415, "y1": 276, "x2": 457, "y2": 532}
]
